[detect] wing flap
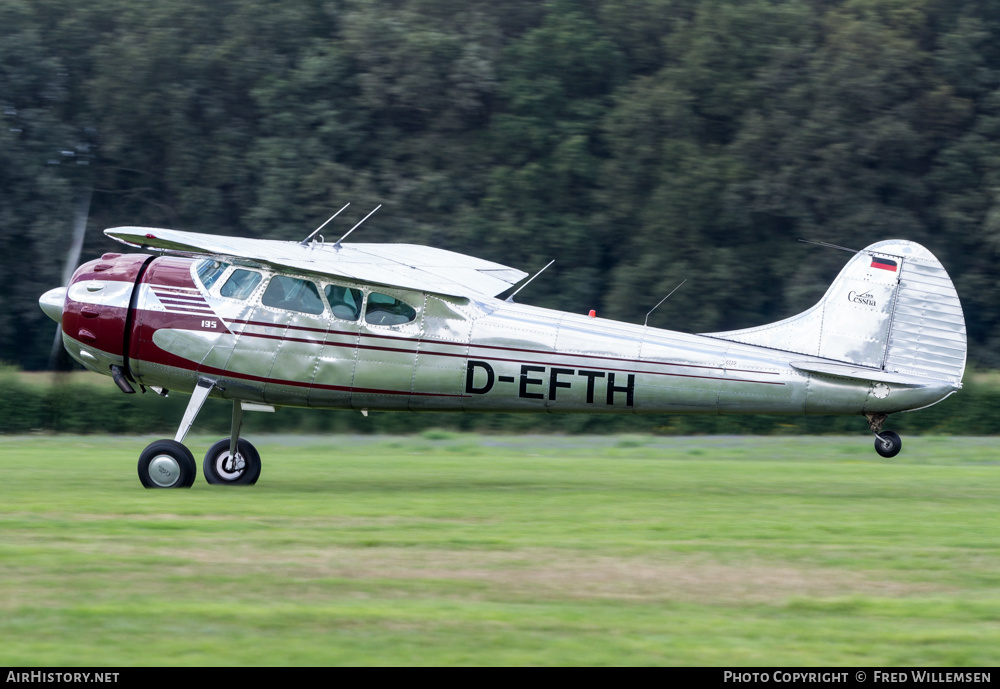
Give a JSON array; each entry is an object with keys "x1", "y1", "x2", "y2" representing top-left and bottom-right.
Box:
[{"x1": 105, "y1": 227, "x2": 527, "y2": 299}]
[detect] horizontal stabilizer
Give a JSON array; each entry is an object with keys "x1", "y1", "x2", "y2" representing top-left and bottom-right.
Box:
[
  {"x1": 104, "y1": 227, "x2": 528, "y2": 300},
  {"x1": 789, "y1": 361, "x2": 952, "y2": 388}
]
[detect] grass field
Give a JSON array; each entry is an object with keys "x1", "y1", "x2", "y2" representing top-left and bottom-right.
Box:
[{"x1": 1, "y1": 433, "x2": 998, "y2": 666}]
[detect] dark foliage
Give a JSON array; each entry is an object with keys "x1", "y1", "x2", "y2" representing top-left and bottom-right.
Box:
[{"x1": 4, "y1": 0, "x2": 1000, "y2": 371}]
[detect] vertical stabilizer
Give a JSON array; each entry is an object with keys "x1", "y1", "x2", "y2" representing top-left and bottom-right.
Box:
[{"x1": 703, "y1": 240, "x2": 966, "y2": 384}]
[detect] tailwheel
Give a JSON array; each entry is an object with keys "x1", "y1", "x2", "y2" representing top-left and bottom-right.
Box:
[
  {"x1": 138, "y1": 439, "x2": 197, "y2": 489},
  {"x1": 874, "y1": 431, "x2": 902, "y2": 458},
  {"x1": 203, "y1": 438, "x2": 261, "y2": 485}
]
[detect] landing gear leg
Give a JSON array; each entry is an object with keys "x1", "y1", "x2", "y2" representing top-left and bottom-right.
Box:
[
  {"x1": 866, "y1": 412, "x2": 902, "y2": 458},
  {"x1": 137, "y1": 378, "x2": 215, "y2": 489},
  {"x1": 203, "y1": 400, "x2": 261, "y2": 485}
]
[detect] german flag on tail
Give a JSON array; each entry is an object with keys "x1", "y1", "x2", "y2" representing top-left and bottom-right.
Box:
[{"x1": 871, "y1": 256, "x2": 898, "y2": 272}]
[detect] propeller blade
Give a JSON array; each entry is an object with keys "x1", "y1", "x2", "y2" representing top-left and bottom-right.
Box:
[{"x1": 49, "y1": 188, "x2": 92, "y2": 370}]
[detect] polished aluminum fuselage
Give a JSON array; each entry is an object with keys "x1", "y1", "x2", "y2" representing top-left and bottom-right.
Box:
[{"x1": 58, "y1": 254, "x2": 958, "y2": 419}]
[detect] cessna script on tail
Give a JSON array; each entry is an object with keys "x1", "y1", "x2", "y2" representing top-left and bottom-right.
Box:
[{"x1": 38, "y1": 216, "x2": 966, "y2": 488}]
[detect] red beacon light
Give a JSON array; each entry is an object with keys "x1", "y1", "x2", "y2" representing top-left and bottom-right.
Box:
[{"x1": 588, "y1": 309, "x2": 596, "y2": 318}]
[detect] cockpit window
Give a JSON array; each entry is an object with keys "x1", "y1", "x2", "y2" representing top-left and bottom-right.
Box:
[
  {"x1": 365, "y1": 292, "x2": 417, "y2": 325},
  {"x1": 196, "y1": 259, "x2": 229, "y2": 290},
  {"x1": 261, "y1": 275, "x2": 325, "y2": 315},
  {"x1": 220, "y1": 269, "x2": 262, "y2": 300},
  {"x1": 325, "y1": 285, "x2": 363, "y2": 321}
]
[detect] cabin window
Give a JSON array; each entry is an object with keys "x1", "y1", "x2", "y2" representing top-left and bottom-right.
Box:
[
  {"x1": 261, "y1": 275, "x2": 325, "y2": 315},
  {"x1": 365, "y1": 292, "x2": 417, "y2": 325},
  {"x1": 220, "y1": 269, "x2": 262, "y2": 300},
  {"x1": 325, "y1": 285, "x2": 363, "y2": 321},
  {"x1": 195, "y1": 259, "x2": 229, "y2": 290}
]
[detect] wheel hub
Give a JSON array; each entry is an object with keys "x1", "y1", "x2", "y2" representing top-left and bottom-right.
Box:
[
  {"x1": 216, "y1": 452, "x2": 245, "y2": 480},
  {"x1": 148, "y1": 454, "x2": 181, "y2": 487}
]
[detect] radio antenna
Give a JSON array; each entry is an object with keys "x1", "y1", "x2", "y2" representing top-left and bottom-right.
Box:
[
  {"x1": 644, "y1": 279, "x2": 686, "y2": 327},
  {"x1": 334, "y1": 204, "x2": 382, "y2": 249},
  {"x1": 797, "y1": 238, "x2": 857, "y2": 254},
  {"x1": 505, "y1": 259, "x2": 554, "y2": 303},
  {"x1": 300, "y1": 203, "x2": 350, "y2": 246}
]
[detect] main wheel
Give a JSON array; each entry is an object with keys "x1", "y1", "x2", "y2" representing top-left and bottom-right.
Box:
[
  {"x1": 874, "y1": 430, "x2": 902, "y2": 458},
  {"x1": 203, "y1": 438, "x2": 261, "y2": 485},
  {"x1": 138, "y1": 440, "x2": 197, "y2": 489}
]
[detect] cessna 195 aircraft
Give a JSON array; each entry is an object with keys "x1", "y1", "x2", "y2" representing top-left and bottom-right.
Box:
[{"x1": 38, "y1": 208, "x2": 966, "y2": 488}]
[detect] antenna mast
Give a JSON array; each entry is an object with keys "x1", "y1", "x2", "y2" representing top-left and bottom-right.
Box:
[
  {"x1": 335, "y1": 205, "x2": 382, "y2": 248},
  {"x1": 300, "y1": 203, "x2": 350, "y2": 246},
  {"x1": 505, "y1": 259, "x2": 554, "y2": 303},
  {"x1": 644, "y1": 279, "x2": 686, "y2": 327},
  {"x1": 797, "y1": 238, "x2": 858, "y2": 254}
]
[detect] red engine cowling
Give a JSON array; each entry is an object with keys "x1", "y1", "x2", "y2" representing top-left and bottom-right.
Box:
[{"x1": 59, "y1": 253, "x2": 152, "y2": 372}]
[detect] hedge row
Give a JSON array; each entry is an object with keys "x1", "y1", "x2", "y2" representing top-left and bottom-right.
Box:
[{"x1": 1, "y1": 369, "x2": 993, "y2": 437}]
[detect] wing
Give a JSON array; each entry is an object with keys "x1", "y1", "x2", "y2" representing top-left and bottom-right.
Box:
[{"x1": 104, "y1": 227, "x2": 527, "y2": 299}]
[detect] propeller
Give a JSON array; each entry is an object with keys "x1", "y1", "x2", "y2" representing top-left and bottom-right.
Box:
[{"x1": 46, "y1": 188, "x2": 92, "y2": 370}]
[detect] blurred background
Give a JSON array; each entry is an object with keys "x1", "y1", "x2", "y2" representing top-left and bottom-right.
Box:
[{"x1": 3, "y1": 0, "x2": 1000, "y2": 433}]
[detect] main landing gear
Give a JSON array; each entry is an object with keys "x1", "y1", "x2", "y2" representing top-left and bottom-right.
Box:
[
  {"x1": 203, "y1": 438, "x2": 261, "y2": 485},
  {"x1": 137, "y1": 379, "x2": 262, "y2": 488},
  {"x1": 866, "y1": 412, "x2": 902, "y2": 458}
]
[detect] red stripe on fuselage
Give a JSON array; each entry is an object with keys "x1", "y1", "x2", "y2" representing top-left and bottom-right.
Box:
[
  {"x1": 151, "y1": 286, "x2": 201, "y2": 293},
  {"x1": 156, "y1": 295, "x2": 209, "y2": 304},
  {"x1": 226, "y1": 319, "x2": 784, "y2": 385},
  {"x1": 230, "y1": 330, "x2": 783, "y2": 386}
]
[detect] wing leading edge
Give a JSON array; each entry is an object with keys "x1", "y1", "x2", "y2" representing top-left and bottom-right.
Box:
[{"x1": 104, "y1": 227, "x2": 528, "y2": 300}]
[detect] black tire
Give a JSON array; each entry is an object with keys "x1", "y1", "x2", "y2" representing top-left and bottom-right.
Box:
[
  {"x1": 874, "y1": 430, "x2": 902, "y2": 458},
  {"x1": 138, "y1": 439, "x2": 197, "y2": 489},
  {"x1": 203, "y1": 438, "x2": 261, "y2": 485}
]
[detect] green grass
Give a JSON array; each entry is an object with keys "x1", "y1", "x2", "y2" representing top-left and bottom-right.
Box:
[{"x1": 1, "y1": 434, "x2": 999, "y2": 666}]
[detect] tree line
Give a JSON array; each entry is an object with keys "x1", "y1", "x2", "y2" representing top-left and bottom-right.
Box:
[{"x1": 3, "y1": 0, "x2": 1000, "y2": 371}]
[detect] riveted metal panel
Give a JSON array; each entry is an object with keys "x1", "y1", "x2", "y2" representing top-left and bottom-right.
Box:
[
  {"x1": 462, "y1": 302, "x2": 561, "y2": 411},
  {"x1": 542, "y1": 313, "x2": 642, "y2": 412},
  {"x1": 637, "y1": 331, "x2": 729, "y2": 413},
  {"x1": 306, "y1": 322, "x2": 360, "y2": 409},
  {"x1": 883, "y1": 257, "x2": 966, "y2": 384},
  {"x1": 200, "y1": 299, "x2": 256, "y2": 372},
  {"x1": 713, "y1": 342, "x2": 801, "y2": 415},
  {"x1": 263, "y1": 310, "x2": 329, "y2": 406},
  {"x1": 805, "y1": 376, "x2": 872, "y2": 414},
  {"x1": 408, "y1": 295, "x2": 474, "y2": 411},
  {"x1": 220, "y1": 304, "x2": 283, "y2": 402},
  {"x1": 351, "y1": 286, "x2": 424, "y2": 411}
]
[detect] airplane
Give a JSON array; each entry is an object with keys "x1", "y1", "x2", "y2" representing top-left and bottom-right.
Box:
[{"x1": 37, "y1": 215, "x2": 966, "y2": 488}]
